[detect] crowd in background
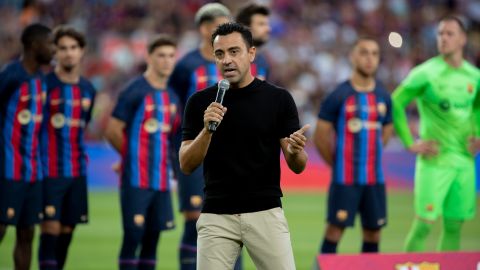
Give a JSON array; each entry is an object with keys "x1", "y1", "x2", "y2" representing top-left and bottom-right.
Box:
[{"x1": 1, "y1": 0, "x2": 479, "y2": 139}]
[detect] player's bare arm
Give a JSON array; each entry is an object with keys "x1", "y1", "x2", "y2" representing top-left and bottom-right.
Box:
[
  {"x1": 313, "y1": 119, "x2": 334, "y2": 166},
  {"x1": 105, "y1": 117, "x2": 126, "y2": 154},
  {"x1": 281, "y1": 124, "x2": 310, "y2": 174},
  {"x1": 179, "y1": 102, "x2": 227, "y2": 174},
  {"x1": 382, "y1": 123, "x2": 394, "y2": 146}
]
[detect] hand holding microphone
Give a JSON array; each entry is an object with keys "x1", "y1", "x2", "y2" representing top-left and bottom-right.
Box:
[{"x1": 206, "y1": 79, "x2": 230, "y2": 133}]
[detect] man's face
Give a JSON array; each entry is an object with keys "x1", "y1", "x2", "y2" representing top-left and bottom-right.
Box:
[
  {"x1": 55, "y1": 36, "x2": 84, "y2": 72},
  {"x1": 35, "y1": 34, "x2": 54, "y2": 65},
  {"x1": 147, "y1": 45, "x2": 176, "y2": 78},
  {"x1": 350, "y1": 40, "x2": 380, "y2": 77},
  {"x1": 200, "y1": 16, "x2": 230, "y2": 41},
  {"x1": 213, "y1": 32, "x2": 255, "y2": 87},
  {"x1": 437, "y1": 20, "x2": 466, "y2": 56},
  {"x1": 250, "y1": 14, "x2": 270, "y2": 47}
]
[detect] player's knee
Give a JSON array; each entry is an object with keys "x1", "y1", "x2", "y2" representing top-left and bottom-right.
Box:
[
  {"x1": 41, "y1": 221, "x2": 61, "y2": 235},
  {"x1": 443, "y1": 219, "x2": 462, "y2": 234},
  {"x1": 183, "y1": 211, "x2": 200, "y2": 221},
  {"x1": 325, "y1": 223, "x2": 345, "y2": 241},
  {"x1": 362, "y1": 228, "x2": 381, "y2": 243}
]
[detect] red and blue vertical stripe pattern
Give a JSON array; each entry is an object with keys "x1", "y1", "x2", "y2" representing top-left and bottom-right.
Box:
[
  {"x1": 2, "y1": 78, "x2": 45, "y2": 182},
  {"x1": 188, "y1": 63, "x2": 222, "y2": 97},
  {"x1": 122, "y1": 86, "x2": 177, "y2": 191},
  {"x1": 334, "y1": 92, "x2": 385, "y2": 186},
  {"x1": 41, "y1": 76, "x2": 95, "y2": 179}
]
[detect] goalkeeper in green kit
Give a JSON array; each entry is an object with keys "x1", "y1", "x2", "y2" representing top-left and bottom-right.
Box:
[{"x1": 392, "y1": 16, "x2": 480, "y2": 252}]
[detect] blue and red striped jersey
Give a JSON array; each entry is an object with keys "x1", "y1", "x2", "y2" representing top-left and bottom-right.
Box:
[
  {"x1": 112, "y1": 76, "x2": 180, "y2": 191},
  {"x1": 318, "y1": 80, "x2": 392, "y2": 186},
  {"x1": 0, "y1": 61, "x2": 46, "y2": 182},
  {"x1": 251, "y1": 53, "x2": 269, "y2": 81},
  {"x1": 40, "y1": 72, "x2": 96, "y2": 179}
]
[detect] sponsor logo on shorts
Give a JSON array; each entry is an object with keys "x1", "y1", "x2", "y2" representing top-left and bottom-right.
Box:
[
  {"x1": 467, "y1": 84, "x2": 473, "y2": 94},
  {"x1": 45, "y1": 205, "x2": 56, "y2": 217},
  {"x1": 134, "y1": 214, "x2": 145, "y2": 227},
  {"x1": 426, "y1": 204, "x2": 434, "y2": 212},
  {"x1": 166, "y1": 221, "x2": 174, "y2": 228},
  {"x1": 190, "y1": 196, "x2": 203, "y2": 207},
  {"x1": 377, "y1": 218, "x2": 386, "y2": 226},
  {"x1": 336, "y1": 210, "x2": 348, "y2": 222},
  {"x1": 7, "y1": 208, "x2": 15, "y2": 219},
  {"x1": 395, "y1": 262, "x2": 439, "y2": 270},
  {"x1": 80, "y1": 215, "x2": 88, "y2": 222},
  {"x1": 39, "y1": 213, "x2": 44, "y2": 220}
]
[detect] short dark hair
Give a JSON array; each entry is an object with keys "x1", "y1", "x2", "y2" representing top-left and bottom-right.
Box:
[
  {"x1": 211, "y1": 22, "x2": 253, "y2": 48},
  {"x1": 147, "y1": 34, "x2": 176, "y2": 54},
  {"x1": 352, "y1": 36, "x2": 378, "y2": 48},
  {"x1": 53, "y1": 25, "x2": 86, "y2": 48},
  {"x1": 236, "y1": 3, "x2": 270, "y2": 26},
  {"x1": 21, "y1": 23, "x2": 51, "y2": 49},
  {"x1": 440, "y1": 15, "x2": 467, "y2": 33}
]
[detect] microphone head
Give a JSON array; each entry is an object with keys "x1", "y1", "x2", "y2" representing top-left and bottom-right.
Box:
[{"x1": 218, "y1": 79, "x2": 230, "y2": 91}]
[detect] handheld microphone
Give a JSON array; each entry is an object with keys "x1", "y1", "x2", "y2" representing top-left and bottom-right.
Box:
[{"x1": 208, "y1": 79, "x2": 230, "y2": 132}]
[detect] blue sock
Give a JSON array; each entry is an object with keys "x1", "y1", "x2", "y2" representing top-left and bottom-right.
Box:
[
  {"x1": 39, "y1": 233, "x2": 58, "y2": 270},
  {"x1": 139, "y1": 230, "x2": 160, "y2": 270},
  {"x1": 361, "y1": 241, "x2": 378, "y2": 253},
  {"x1": 180, "y1": 220, "x2": 197, "y2": 270},
  {"x1": 56, "y1": 232, "x2": 73, "y2": 270},
  {"x1": 320, "y1": 238, "x2": 338, "y2": 254},
  {"x1": 233, "y1": 252, "x2": 243, "y2": 270},
  {"x1": 119, "y1": 228, "x2": 143, "y2": 270}
]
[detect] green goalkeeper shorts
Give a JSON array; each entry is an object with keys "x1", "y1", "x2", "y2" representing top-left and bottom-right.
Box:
[{"x1": 414, "y1": 160, "x2": 476, "y2": 221}]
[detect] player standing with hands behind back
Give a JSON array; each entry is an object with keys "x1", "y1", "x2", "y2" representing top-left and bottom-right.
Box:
[
  {"x1": 314, "y1": 37, "x2": 393, "y2": 254},
  {"x1": 180, "y1": 22, "x2": 309, "y2": 270}
]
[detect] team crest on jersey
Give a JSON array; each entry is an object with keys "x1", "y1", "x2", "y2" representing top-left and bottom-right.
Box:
[
  {"x1": 17, "y1": 109, "x2": 32, "y2": 125},
  {"x1": 347, "y1": 118, "x2": 362, "y2": 133},
  {"x1": 395, "y1": 262, "x2": 440, "y2": 270},
  {"x1": 7, "y1": 208, "x2": 15, "y2": 219},
  {"x1": 377, "y1": 102, "x2": 387, "y2": 116},
  {"x1": 336, "y1": 210, "x2": 348, "y2": 221},
  {"x1": 144, "y1": 118, "x2": 159, "y2": 133},
  {"x1": 81, "y1": 98, "x2": 91, "y2": 111},
  {"x1": 190, "y1": 196, "x2": 203, "y2": 207},
  {"x1": 134, "y1": 214, "x2": 145, "y2": 226},
  {"x1": 51, "y1": 113, "x2": 66, "y2": 129},
  {"x1": 45, "y1": 205, "x2": 56, "y2": 217}
]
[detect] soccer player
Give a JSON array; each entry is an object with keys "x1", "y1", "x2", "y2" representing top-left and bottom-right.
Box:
[
  {"x1": 393, "y1": 16, "x2": 480, "y2": 252},
  {"x1": 235, "y1": 3, "x2": 271, "y2": 80},
  {"x1": 38, "y1": 25, "x2": 96, "y2": 270},
  {"x1": 0, "y1": 23, "x2": 54, "y2": 270},
  {"x1": 313, "y1": 37, "x2": 393, "y2": 254},
  {"x1": 167, "y1": 3, "x2": 233, "y2": 270},
  {"x1": 105, "y1": 35, "x2": 180, "y2": 270},
  {"x1": 180, "y1": 22, "x2": 308, "y2": 270}
]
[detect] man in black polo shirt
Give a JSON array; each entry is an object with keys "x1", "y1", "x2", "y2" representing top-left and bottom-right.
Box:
[{"x1": 179, "y1": 22, "x2": 309, "y2": 270}]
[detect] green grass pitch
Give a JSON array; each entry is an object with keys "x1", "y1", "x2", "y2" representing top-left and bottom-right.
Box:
[{"x1": 1, "y1": 191, "x2": 479, "y2": 269}]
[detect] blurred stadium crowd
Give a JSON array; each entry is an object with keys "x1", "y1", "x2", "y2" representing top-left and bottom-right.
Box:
[{"x1": 0, "y1": 0, "x2": 479, "y2": 139}]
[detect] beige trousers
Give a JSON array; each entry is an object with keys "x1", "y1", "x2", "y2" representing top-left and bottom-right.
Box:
[{"x1": 196, "y1": 207, "x2": 296, "y2": 270}]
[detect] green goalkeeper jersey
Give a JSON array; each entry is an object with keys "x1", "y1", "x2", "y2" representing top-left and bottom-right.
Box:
[{"x1": 393, "y1": 55, "x2": 480, "y2": 167}]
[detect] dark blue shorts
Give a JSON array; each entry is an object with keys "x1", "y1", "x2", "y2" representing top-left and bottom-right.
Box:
[
  {"x1": 0, "y1": 179, "x2": 43, "y2": 227},
  {"x1": 120, "y1": 186, "x2": 175, "y2": 231},
  {"x1": 327, "y1": 183, "x2": 387, "y2": 230},
  {"x1": 43, "y1": 177, "x2": 88, "y2": 225},
  {"x1": 176, "y1": 164, "x2": 204, "y2": 212}
]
